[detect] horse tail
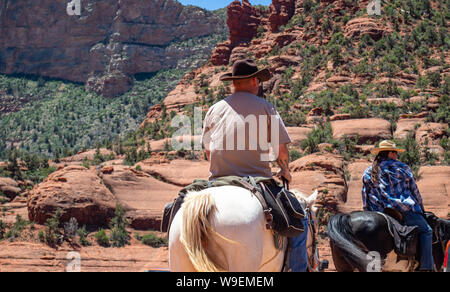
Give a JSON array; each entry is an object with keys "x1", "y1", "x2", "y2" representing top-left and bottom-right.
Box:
[
  {"x1": 328, "y1": 213, "x2": 371, "y2": 272},
  {"x1": 179, "y1": 191, "x2": 225, "y2": 272}
]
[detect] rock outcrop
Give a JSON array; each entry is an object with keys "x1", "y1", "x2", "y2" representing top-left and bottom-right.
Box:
[
  {"x1": 99, "y1": 165, "x2": 180, "y2": 230},
  {"x1": 394, "y1": 118, "x2": 426, "y2": 140},
  {"x1": 269, "y1": 0, "x2": 296, "y2": 32},
  {"x1": 331, "y1": 118, "x2": 392, "y2": 144},
  {"x1": 0, "y1": 0, "x2": 226, "y2": 97},
  {"x1": 27, "y1": 165, "x2": 117, "y2": 226},
  {"x1": 210, "y1": 0, "x2": 262, "y2": 65},
  {"x1": 290, "y1": 153, "x2": 348, "y2": 218},
  {"x1": 0, "y1": 177, "x2": 21, "y2": 199},
  {"x1": 227, "y1": 0, "x2": 262, "y2": 45},
  {"x1": 344, "y1": 17, "x2": 392, "y2": 41}
]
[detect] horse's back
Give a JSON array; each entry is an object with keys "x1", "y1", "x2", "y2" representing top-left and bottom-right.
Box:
[{"x1": 169, "y1": 186, "x2": 283, "y2": 272}]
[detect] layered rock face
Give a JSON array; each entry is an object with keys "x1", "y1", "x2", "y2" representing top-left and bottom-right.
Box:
[
  {"x1": 290, "y1": 153, "x2": 348, "y2": 219},
  {"x1": 269, "y1": 0, "x2": 296, "y2": 32},
  {"x1": 0, "y1": 0, "x2": 225, "y2": 97},
  {"x1": 210, "y1": 0, "x2": 264, "y2": 66}
]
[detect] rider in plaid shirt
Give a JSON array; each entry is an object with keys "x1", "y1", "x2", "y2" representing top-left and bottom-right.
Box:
[
  {"x1": 362, "y1": 159, "x2": 424, "y2": 213},
  {"x1": 361, "y1": 140, "x2": 434, "y2": 271}
]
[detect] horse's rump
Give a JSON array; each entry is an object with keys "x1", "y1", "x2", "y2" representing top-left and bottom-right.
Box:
[{"x1": 169, "y1": 186, "x2": 286, "y2": 272}]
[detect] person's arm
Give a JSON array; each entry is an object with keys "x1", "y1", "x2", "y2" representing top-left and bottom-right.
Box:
[
  {"x1": 206, "y1": 149, "x2": 210, "y2": 161},
  {"x1": 403, "y1": 165, "x2": 425, "y2": 212},
  {"x1": 276, "y1": 143, "x2": 292, "y2": 183}
]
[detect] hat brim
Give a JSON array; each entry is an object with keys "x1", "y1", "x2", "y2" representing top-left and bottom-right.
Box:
[
  {"x1": 371, "y1": 147, "x2": 406, "y2": 155},
  {"x1": 219, "y1": 68, "x2": 271, "y2": 82}
]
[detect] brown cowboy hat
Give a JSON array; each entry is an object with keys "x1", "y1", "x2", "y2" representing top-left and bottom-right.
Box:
[
  {"x1": 219, "y1": 59, "x2": 271, "y2": 82},
  {"x1": 371, "y1": 140, "x2": 406, "y2": 155}
]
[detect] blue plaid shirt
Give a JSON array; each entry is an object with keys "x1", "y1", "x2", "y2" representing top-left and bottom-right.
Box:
[{"x1": 362, "y1": 159, "x2": 424, "y2": 213}]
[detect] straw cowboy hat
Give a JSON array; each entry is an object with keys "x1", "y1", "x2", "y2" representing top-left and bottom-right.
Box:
[
  {"x1": 219, "y1": 59, "x2": 271, "y2": 82},
  {"x1": 371, "y1": 140, "x2": 406, "y2": 155}
]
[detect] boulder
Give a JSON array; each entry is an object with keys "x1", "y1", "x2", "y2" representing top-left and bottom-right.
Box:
[
  {"x1": 290, "y1": 153, "x2": 347, "y2": 216},
  {"x1": 0, "y1": 177, "x2": 21, "y2": 199},
  {"x1": 27, "y1": 165, "x2": 117, "y2": 226},
  {"x1": 415, "y1": 123, "x2": 448, "y2": 146},
  {"x1": 100, "y1": 165, "x2": 180, "y2": 230},
  {"x1": 210, "y1": 41, "x2": 233, "y2": 66},
  {"x1": 393, "y1": 118, "x2": 426, "y2": 140},
  {"x1": 286, "y1": 127, "x2": 313, "y2": 146},
  {"x1": 326, "y1": 75, "x2": 352, "y2": 88},
  {"x1": 367, "y1": 98, "x2": 405, "y2": 107},
  {"x1": 331, "y1": 118, "x2": 392, "y2": 144},
  {"x1": 417, "y1": 166, "x2": 450, "y2": 219},
  {"x1": 330, "y1": 114, "x2": 351, "y2": 121},
  {"x1": 339, "y1": 161, "x2": 371, "y2": 213}
]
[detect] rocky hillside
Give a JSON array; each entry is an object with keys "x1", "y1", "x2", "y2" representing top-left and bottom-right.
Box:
[
  {"x1": 0, "y1": 0, "x2": 227, "y2": 97},
  {"x1": 139, "y1": 0, "x2": 449, "y2": 214},
  {"x1": 0, "y1": 2, "x2": 228, "y2": 159},
  {"x1": 0, "y1": 0, "x2": 449, "y2": 272}
]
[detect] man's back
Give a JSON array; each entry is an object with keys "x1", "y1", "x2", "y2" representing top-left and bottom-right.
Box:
[{"x1": 202, "y1": 92, "x2": 291, "y2": 179}]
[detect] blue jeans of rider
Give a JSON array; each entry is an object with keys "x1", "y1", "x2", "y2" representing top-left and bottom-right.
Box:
[
  {"x1": 403, "y1": 211, "x2": 434, "y2": 270},
  {"x1": 289, "y1": 214, "x2": 309, "y2": 272}
]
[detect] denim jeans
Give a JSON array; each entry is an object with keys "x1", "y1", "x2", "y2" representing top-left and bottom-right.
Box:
[
  {"x1": 403, "y1": 211, "x2": 434, "y2": 270},
  {"x1": 289, "y1": 215, "x2": 309, "y2": 272}
]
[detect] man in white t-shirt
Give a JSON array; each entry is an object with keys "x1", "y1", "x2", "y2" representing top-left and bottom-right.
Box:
[{"x1": 202, "y1": 59, "x2": 292, "y2": 183}]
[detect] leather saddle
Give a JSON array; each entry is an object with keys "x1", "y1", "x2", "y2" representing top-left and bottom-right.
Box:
[
  {"x1": 383, "y1": 208, "x2": 404, "y2": 223},
  {"x1": 379, "y1": 209, "x2": 419, "y2": 258}
]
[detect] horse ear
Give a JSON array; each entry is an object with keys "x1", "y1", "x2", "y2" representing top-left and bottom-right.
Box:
[
  {"x1": 306, "y1": 190, "x2": 319, "y2": 213},
  {"x1": 307, "y1": 190, "x2": 318, "y2": 204}
]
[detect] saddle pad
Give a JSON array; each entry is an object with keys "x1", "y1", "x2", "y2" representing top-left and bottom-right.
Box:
[{"x1": 378, "y1": 212, "x2": 419, "y2": 258}]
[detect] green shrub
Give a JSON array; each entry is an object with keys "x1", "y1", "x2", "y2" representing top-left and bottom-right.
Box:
[
  {"x1": 77, "y1": 226, "x2": 91, "y2": 247},
  {"x1": 43, "y1": 209, "x2": 63, "y2": 247},
  {"x1": 38, "y1": 231, "x2": 45, "y2": 243},
  {"x1": 334, "y1": 135, "x2": 358, "y2": 161},
  {"x1": 136, "y1": 233, "x2": 168, "y2": 248},
  {"x1": 5, "y1": 215, "x2": 28, "y2": 241},
  {"x1": 95, "y1": 229, "x2": 110, "y2": 247},
  {"x1": 422, "y1": 147, "x2": 439, "y2": 165},
  {"x1": 289, "y1": 149, "x2": 303, "y2": 162},
  {"x1": 396, "y1": 136, "x2": 421, "y2": 178},
  {"x1": 0, "y1": 220, "x2": 6, "y2": 240},
  {"x1": 301, "y1": 123, "x2": 333, "y2": 154},
  {"x1": 109, "y1": 205, "x2": 130, "y2": 248}
]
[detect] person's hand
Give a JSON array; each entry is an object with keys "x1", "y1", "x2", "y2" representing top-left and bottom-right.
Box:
[{"x1": 276, "y1": 168, "x2": 292, "y2": 184}]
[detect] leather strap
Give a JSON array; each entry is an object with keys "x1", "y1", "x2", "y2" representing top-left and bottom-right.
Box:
[{"x1": 242, "y1": 177, "x2": 269, "y2": 211}]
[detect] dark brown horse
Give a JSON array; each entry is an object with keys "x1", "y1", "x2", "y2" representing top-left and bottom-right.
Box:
[{"x1": 328, "y1": 211, "x2": 450, "y2": 272}]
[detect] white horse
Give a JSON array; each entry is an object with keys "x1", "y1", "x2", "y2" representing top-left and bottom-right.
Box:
[{"x1": 168, "y1": 185, "x2": 319, "y2": 272}]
